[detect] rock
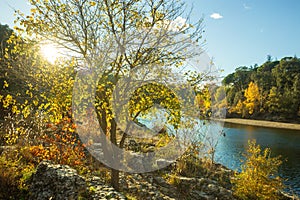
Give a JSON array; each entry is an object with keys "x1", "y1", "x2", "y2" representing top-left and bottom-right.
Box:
[
  {"x1": 126, "y1": 152, "x2": 145, "y2": 171},
  {"x1": 207, "y1": 183, "x2": 219, "y2": 193},
  {"x1": 190, "y1": 190, "x2": 211, "y2": 200},
  {"x1": 218, "y1": 187, "x2": 234, "y2": 199},
  {"x1": 29, "y1": 160, "x2": 86, "y2": 200},
  {"x1": 125, "y1": 139, "x2": 141, "y2": 152},
  {"x1": 85, "y1": 176, "x2": 126, "y2": 200},
  {"x1": 153, "y1": 176, "x2": 169, "y2": 187},
  {"x1": 156, "y1": 159, "x2": 174, "y2": 168}
]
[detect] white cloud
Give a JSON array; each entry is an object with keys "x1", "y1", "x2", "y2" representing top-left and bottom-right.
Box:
[
  {"x1": 243, "y1": 3, "x2": 252, "y2": 10},
  {"x1": 210, "y1": 13, "x2": 223, "y2": 20}
]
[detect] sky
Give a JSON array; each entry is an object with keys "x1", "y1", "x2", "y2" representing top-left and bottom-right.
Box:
[{"x1": 1, "y1": 0, "x2": 300, "y2": 75}]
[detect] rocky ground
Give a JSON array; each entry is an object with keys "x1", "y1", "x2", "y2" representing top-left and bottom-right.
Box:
[
  {"x1": 28, "y1": 160, "x2": 298, "y2": 200},
  {"x1": 27, "y1": 160, "x2": 235, "y2": 200}
]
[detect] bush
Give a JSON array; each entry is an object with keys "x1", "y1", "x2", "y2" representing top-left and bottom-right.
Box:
[
  {"x1": 174, "y1": 144, "x2": 205, "y2": 177},
  {"x1": 0, "y1": 112, "x2": 46, "y2": 146},
  {"x1": 231, "y1": 140, "x2": 284, "y2": 200},
  {"x1": 27, "y1": 116, "x2": 87, "y2": 168},
  {"x1": 0, "y1": 150, "x2": 35, "y2": 199}
]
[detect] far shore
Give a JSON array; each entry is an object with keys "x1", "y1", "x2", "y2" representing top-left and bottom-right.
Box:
[{"x1": 212, "y1": 118, "x2": 300, "y2": 131}]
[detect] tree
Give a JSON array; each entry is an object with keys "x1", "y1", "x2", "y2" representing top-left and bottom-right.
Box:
[
  {"x1": 17, "y1": 0, "x2": 206, "y2": 190},
  {"x1": 195, "y1": 86, "x2": 211, "y2": 117},
  {"x1": 233, "y1": 66, "x2": 253, "y2": 91},
  {"x1": 213, "y1": 86, "x2": 227, "y2": 110},
  {"x1": 222, "y1": 56, "x2": 300, "y2": 121},
  {"x1": 0, "y1": 25, "x2": 37, "y2": 120},
  {"x1": 0, "y1": 24, "x2": 13, "y2": 58},
  {"x1": 222, "y1": 72, "x2": 234, "y2": 86},
  {"x1": 244, "y1": 81, "x2": 260, "y2": 115},
  {"x1": 266, "y1": 86, "x2": 281, "y2": 114},
  {"x1": 271, "y1": 57, "x2": 300, "y2": 118}
]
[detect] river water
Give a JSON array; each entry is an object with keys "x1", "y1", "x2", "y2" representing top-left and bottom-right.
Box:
[
  {"x1": 215, "y1": 122, "x2": 300, "y2": 196},
  {"x1": 137, "y1": 111, "x2": 300, "y2": 196}
]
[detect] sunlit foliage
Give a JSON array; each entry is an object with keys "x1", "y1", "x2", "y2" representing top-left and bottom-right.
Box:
[
  {"x1": 244, "y1": 82, "x2": 260, "y2": 115},
  {"x1": 223, "y1": 56, "x2": 300, "y2": 121},
  {"x1": 232, "y1": 140, "x2": 284, "y2": 199},
  {"x1": 0, "y1": 0, "x2": 213, "y2": 191}
]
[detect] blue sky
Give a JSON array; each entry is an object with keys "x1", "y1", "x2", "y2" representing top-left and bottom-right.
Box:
[
  {"x1": 186, "y1": 0, "x2": 300, "y2": 74},
  {"x1": 1, "y1": 0, "x2": 300, "y2": 75}
]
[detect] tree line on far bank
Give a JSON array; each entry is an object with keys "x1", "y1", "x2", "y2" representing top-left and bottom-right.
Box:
[{"x1": 217, "y1": 56, "x2": 300, "y2": 123}]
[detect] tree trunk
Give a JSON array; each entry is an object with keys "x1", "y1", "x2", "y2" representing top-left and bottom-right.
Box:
[
  {"x1": 111, "y1": 168, "x2": 120, "y2": 191},
  {"x1": 110, "y1": 117, "x2": 120, "y2": 190}
]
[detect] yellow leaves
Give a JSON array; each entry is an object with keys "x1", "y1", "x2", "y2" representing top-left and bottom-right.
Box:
[
  {"x1": 30, "y1": 8, "x2": 37, "y2": 14},
  {"x1": 244, "y1": 81, "x2": 260, "y2": 115},
  {"x1": 4, "y1": 52, "x2": 9, "y2": 59},
  {"x1": 245, "y1": 81, "x2": 260, "y2": 102},
  {"x1": 26, "y1": 90, "x2": 33, "y2": 98},
  {"x1": 6, "y1": 34, "x2": 15, "y2": 44},
  {"x1": 234, "y1": 100, "x2": 244, "y2": 114},
  {"x1": 3, "y1": 80, "x2": 9, "y2": 88},
  {"x1": 195, "y1": 87, "x2": 211, "y2": 117},
  {"x1": 13, "y1": 26, "x2": 24, "y2": 34},
  {"x1": 33, "y1": 100, "x2": 39, "y2": 106},
  {"x1": 231, "y1": 82, "x2": 261, "y2": 116},
  {"x1": 89, "y1": 1, "x2": 96, "y2": 6},
  {"x1": 156, "y1": 133, "x2": 173, "y2": 148},
  {"x1": 12, "y1": 105, "x2": 20, "y2": 114},
  {"x1": 26, "y1": 15, "x2": 34, "y2": 21},
  {"x1": 60, "y1": 4, "x2": 67, "y2": 13},
  {"x1": 3, "y1": 94, "x2": 14, "y2": 108},
  {"x1": 128, "y1": 83, "x2": 181, "y2": 128},
  {"x1": 232, "y1": 140, "x2": 284, "y2": 199},
  {"x1": 22, "y1": 106, "x2": 31, "y2": 118}
]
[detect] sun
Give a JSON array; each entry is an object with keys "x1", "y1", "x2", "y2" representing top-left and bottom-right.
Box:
[{"x1": 40, "y1": 42, "x2": 60, "y2": 64}]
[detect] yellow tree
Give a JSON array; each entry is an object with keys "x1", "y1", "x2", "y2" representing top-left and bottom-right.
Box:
[
  {"x1": 16, "y1": 0, "x2": 208, "y2": 190},
  {"x1": 2, "y1": 32, "x2": 76, "y2": 123},
  {"x1": 195, "y1": 86, "x2": 211, "y2": 118},
  {"x1": 244, "y1": 81, "x2": 260, "y2": 115},
  {"x1": 1, "y1": 30, "x2": 84, "y2": 158}
]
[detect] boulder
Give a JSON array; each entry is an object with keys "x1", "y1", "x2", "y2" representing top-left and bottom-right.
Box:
[{"x1": 29, "y1": 160, "x2": 86, "y2": 200}]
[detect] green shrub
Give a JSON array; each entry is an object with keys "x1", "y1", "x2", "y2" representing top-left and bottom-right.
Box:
[{"x1": 232, "y1": 140, "x2": 284, "y2": 200}]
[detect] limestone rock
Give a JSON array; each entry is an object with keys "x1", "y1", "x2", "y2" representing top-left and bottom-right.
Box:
[{"x1": 29, "y1": 160, "x2": 86, "y2": 200}]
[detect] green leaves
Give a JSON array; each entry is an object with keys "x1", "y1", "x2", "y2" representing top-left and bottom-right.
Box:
[
  {"x1": 129, "y1": 83, "x2": 181, "y2": 128},
  {"x1": 224, "y1": 56, "x2": 300, "y2": 120}
]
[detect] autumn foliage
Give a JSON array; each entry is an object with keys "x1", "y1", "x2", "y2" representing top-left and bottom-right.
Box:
[
  {"x1": 28, "y1": 116, "x2": 86, "y2": 167},
  {"x1": 230, "y1": 81, "x2": 261, "y2": 117},
  {"x1": 232, "y1": 140, "x2": 284, "y2": 199}
]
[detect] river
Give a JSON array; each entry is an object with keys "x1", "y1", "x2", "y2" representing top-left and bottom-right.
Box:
[
  {"x1": 137, "y1": 112, "x2": 300, "y2": 196},
  {"x1": 215, "y1": 122, "x2": 300, "y2": 196}
]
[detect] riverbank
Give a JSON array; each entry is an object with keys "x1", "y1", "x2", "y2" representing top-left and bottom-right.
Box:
[
  {"x1": 213, "y1": 118, "x2": 300, "y2": 131},
  {"x1": 27, "y1": 160, "x2": 299, "y2": 200}
]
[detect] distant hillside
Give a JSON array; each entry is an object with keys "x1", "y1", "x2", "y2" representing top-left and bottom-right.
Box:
[{"x1": 219, "y1": 56, "x2": 300, "y2": 123}]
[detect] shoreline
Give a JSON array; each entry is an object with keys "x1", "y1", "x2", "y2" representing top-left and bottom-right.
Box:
[{"x1": 212, "y1": 118, "x2": 300, "y2": 131}]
